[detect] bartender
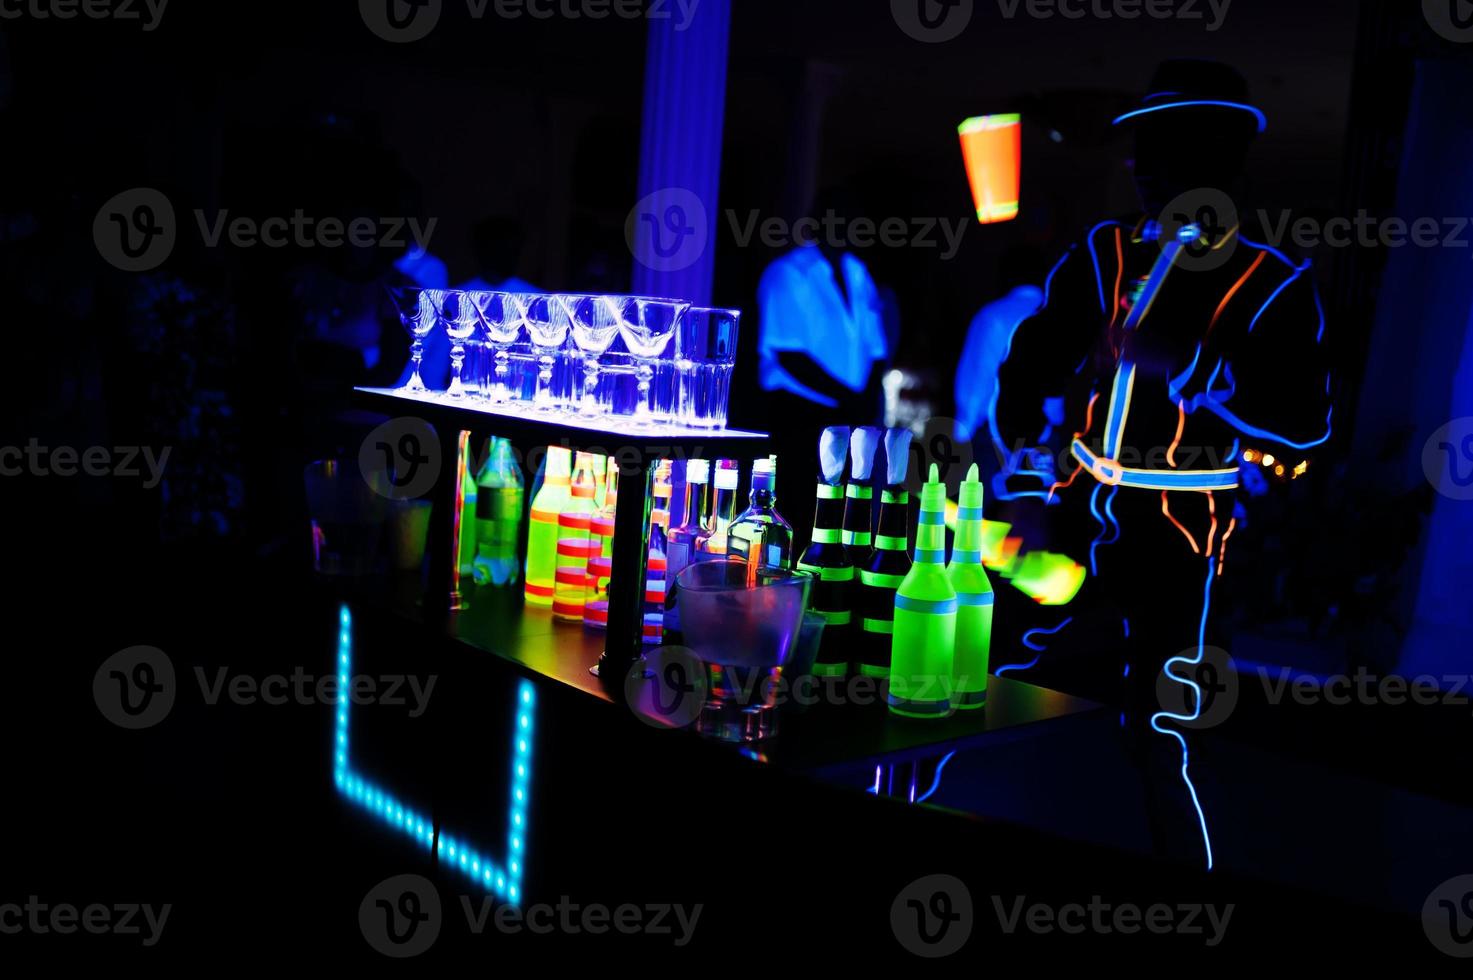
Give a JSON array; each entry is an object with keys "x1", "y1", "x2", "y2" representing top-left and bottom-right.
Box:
[{"x1": 994, "y1": 60, "x2": 1333, "y2": 868}]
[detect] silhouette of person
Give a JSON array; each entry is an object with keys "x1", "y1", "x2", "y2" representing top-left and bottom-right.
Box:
[{"x1": 993, "y1": 60, "x2": 1332, "y2": 869}]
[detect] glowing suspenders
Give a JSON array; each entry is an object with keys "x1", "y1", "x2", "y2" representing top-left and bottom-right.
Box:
[{"x1": 1071, "y1": 234, "x2": 1242, "y2": 492}]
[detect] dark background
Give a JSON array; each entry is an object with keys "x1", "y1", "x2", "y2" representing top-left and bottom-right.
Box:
[{"x1": 3, "y1": 0, "x2": 1472, "y2": 966}]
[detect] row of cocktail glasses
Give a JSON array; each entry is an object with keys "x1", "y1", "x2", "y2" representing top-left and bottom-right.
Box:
[{"x1": 390, "y1": 289, "x2": 739, "y2": 428}]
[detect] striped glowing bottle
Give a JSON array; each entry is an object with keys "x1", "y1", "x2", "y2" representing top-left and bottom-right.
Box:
[
  {"x1": 524, "y1": 445, "x2": 571, "y2": 607},
  {"x1": 799, "y1": 481, "x2": 854, "y2": 678},
  {"x1": 583, "y1": 456, "x2": 619, "y2": 630},
  {"x1": 887, "y1": 464, "x2": 957, "y2": 718},
  {"x1": 552, "y1": 452, "x2": 600, "y2": 622},
  {"x1": 645, "y1": 460, "x2": 673, "y2": 643},
  {"x1": 947, "y1": 464, "x2": 993, "y2": 708},
  {"x1": 857, "y1": 488, "x2": 912, "y2": 678}
]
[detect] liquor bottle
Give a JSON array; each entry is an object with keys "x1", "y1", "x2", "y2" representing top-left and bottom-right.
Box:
[
  {"x1": 645, "y1": 460, "x2": 674, "y2": 643},
  {"x1": 857, "y1": 428, "x2": 913, "y2": 679},
  {"x1": 797, "y1": 428, "x2": 853, "y2": 678},
  {"x1": 662, "y1": 459, "x2": 711, "y2": 646},
  {"x1": 842, "y1": 427, "x2": 882, "y2": 562},
  {"x1": 552, "y1": 452, "x2": 599, "y2": 622},
  {"x1": 888, "y1": 463, "x2": 957, "y2": 718},
  {"x1": 729, "y1": 457, "x2": 794, "y2": 570},
  {"x1": 947, "y1": 463, "x2": 993, "y2": 708},
  {"x1": 472, "y1": 437, "x2": 525, "y2": 588},
  {"x1": 665, "y1": 459, "x2": 710, "y2": 581},
  {"x1": 584, "y1": 456, "x2": 619, "y2": 630},
  {"x1": 524, "y1": 445, "x2": 571, "y2": 607},
  {"x1": 458, "y1": 438, "x2": 480, "y2": 580},
  {"x1": 694, "y1": 459, "x2": 740, "y2": 560}
]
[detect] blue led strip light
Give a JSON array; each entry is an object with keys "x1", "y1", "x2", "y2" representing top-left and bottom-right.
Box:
[{"x1": 332, "y1": 604, "x2": 536, "y2": 905}]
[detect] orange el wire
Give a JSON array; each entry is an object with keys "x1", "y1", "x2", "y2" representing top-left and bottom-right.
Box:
[
  {"x1": 1048, "y1": 392, "x2": 1099, "y2": 502},
  {"x1": 1207, "y1": 252, "x2": 1266, "y2": 338},
  {"x1": 1217, "y1": 517, "x2": 1238, "y2": 576},
  {"x1": 1204, "y1": 490, "x2": 1220, "y2": 556},
  {"x1": 1162, "y1": 491, "x2": 1201, "y2": 554},
  {"x1": 1110, "y1": 227, "x2": 1124, "y2": 328},
  {"x1": 1166, "y1": 399, "x2": 1187, "y2": 468}
]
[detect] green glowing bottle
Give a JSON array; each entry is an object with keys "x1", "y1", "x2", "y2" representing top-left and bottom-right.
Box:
[
  {"x1": 797, "y1": 428, "x2": 854, "y2": 678},
  {"x1": 888, "y1": 463, "x2": 957, "y2": 718},
  {"x1": 473, "y1": 437, "x2": 525, "y2": 588},
  {"x1": 947, "y1": 464, "x2": 993, "y2": 708},
  {"x1": 524, "y1": 445, "x2": 571, "y2": 608}
]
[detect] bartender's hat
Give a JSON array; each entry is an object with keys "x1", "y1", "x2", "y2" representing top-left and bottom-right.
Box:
[{"x1": 1112, "y1": 59, "x2": 1266, "y2": 135}]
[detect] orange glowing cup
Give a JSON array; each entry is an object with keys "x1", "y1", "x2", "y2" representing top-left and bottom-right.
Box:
[{"x1": 959, "y1": 113, "x2": 1021, "y2": 224}]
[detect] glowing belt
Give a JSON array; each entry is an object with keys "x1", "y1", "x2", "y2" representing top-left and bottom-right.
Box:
[{"x1": 1071, "y1": 439, "x2": 1240, "y2": 491}]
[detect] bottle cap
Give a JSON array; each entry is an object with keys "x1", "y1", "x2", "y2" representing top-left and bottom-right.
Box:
[
  {"x1": 687, "y1": 459, "x2": 710, "y2": 484},
  {"x1": 820, "y1": 428, "x2": 850, "y2": 485},
  {"x1": 545, "y1": 445, "x2": 572, "y2": 477},
  {"x1": 884, "y1": 428, "x2": 912, "y2": 487},
  {"x1": 751, "y1": 457, "x2": 775, "y2": 492},
  {"x1": 958, "y1": 462, "x2": 983, "y2": 509},
  {"x1": 714, "y1": 459, "x2": 739, "y2": 490},
  {"x1": 920, "y1": 462, "x2": 946, "y2": 510}
]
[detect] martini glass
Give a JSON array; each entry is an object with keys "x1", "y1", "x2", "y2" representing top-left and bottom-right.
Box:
[
  {"x1": 522, "y1": 294, "x2": 570, "y2": 412},
  {"x1": 617, "y1": 297, "x2": 689, "y2": 422},
  {"x1": 388, "y1": 286, "x2": 440, "y2": 393},
  {"x1": 435, "y1": 290, "x2": 478, "y2": 400},
  {"x1": 471, "y1": 291, "x2": 524, "y2": 405},
  {"x1": 561, "y1": 294, "x2": 621, "y2": 417}
]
